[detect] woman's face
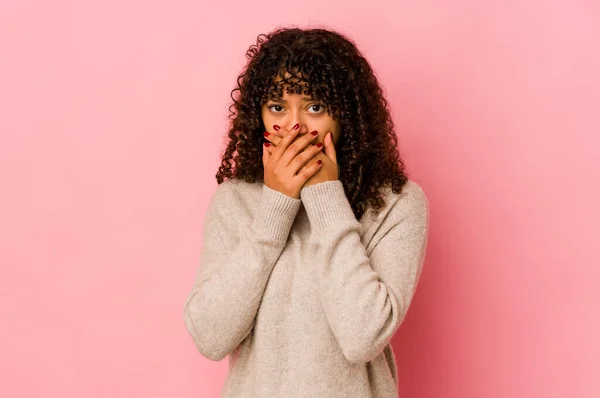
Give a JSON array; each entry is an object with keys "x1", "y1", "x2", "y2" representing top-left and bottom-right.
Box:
[{"x1": 261, "y1": 90, "x2": 341, "y2": 147}]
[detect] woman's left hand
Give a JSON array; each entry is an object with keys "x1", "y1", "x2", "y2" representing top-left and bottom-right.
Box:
[{"x1": 263, "y1": 130, "x2": 338, "y2": 188}]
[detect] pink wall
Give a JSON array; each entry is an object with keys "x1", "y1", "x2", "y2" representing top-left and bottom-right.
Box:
[{"x1": 1, "y1": 1, "x2": 598, "y2": 397}]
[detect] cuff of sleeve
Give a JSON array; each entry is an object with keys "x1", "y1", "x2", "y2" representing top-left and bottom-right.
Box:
[
  {"x1": 252, "y1": 184, "x2": 302, "y2": 241},
  {"x1": 300, "y1": 180, "x2": 357, "y2": 232}
]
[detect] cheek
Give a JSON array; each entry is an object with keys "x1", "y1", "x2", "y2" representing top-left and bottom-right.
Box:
[
  {"x1": 330, "y1": 132, "x2": 339, "y2": 145},
  {"x1": 330, "y1": 121, "x2": 341, "y2": 134},
  {"x1": 321, "y1": 125, "x2": 340, "y2": 144},
  {"x1": 261, "y1": 110, "x2": 276, "y2": 129},
  {"x1": 320, "y1": 117, "x2": 338, "y2": 132},
  {"x1": 332, "y1": 124, "x2": 341, "y2": 145},
  {"x1": 261, "y1": 109, "x2": 269, "y2": 122}
]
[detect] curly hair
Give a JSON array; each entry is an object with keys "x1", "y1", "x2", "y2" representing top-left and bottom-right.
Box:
[{"x1": 215, "y1": 27, "x2": 410, "y2": 220}]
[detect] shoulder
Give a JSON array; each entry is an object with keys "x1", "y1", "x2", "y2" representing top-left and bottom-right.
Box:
[
  {"x1": 372, "y1": 179, "x2": 429, "y2": 231},
  {"x1": 210, "y1": 178, "x2": 262, "y2": 204},
  {"x1": 203, "y1": 179, "x2": 263, "y2": 231},
  {"x1": 395, "y1": 179, "x2": 429, "y2": 216}
]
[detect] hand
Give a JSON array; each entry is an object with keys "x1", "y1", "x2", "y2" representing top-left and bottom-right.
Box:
[
  {"x1": 301, "y1": 131, "x2": 338, "y2": 188},
  {"x1": 263, "y1": 130, "x2": 338, "y2": 189},
  {"x1": 262, "y1": 125, "x2": 325, "y2": 199}
]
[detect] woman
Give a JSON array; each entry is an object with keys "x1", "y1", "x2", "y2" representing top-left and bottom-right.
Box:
[{"x1": 184, "y1": 27, "x2": 430, "y2": 397}]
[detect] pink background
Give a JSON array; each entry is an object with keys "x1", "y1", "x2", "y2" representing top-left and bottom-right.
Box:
[{"x1": 1, "y1": 1, "x2": 599, "y2": 397}]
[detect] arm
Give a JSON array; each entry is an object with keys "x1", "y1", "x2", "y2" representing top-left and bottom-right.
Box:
[
  {"x1": 183, "y1": 182, "x2": 301, "y2": 361},
  {"x1": 300, "y1": 180, "x2": 429, "y2": 364}
]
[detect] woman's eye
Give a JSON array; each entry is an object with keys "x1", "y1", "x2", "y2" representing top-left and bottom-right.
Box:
[
  {"x1": 269, "y1": 105, "x2": 283, "y2": 112},
  {"x1": 308, "y1": 104, "x2": 325, "y2": 113}
]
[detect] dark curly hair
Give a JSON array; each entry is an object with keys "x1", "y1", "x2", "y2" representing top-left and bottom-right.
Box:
[{"x1": 215, "y1": 27, "x2": 410, "y2": 220}]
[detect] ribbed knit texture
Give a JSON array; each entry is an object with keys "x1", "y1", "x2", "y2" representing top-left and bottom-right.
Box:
[{"x1": 184, "y1": 178, "x2": 429, "y2": 397}]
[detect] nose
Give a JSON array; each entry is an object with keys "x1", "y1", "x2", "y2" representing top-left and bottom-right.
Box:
[{"x1": 288, "y1": 112, "x2": 309, "y2": 135}]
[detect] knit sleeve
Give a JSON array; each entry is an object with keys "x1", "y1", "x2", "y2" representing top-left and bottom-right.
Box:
[
  {"x1": 299, "y1": 179, "x2": 429, "y2": 364},
  {"x1": 183, "y1": 182, "x2": 301, "y2": 361}
]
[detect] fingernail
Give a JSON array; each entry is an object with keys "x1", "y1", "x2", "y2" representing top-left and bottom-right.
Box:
[
  {"x1": 310, "y1": 130, "x2": 318, "y2": 136},
  {"x1": 264, "y1": 131, "x2": 270, "y2": 137},
  {"x1": 316, "y1": 143, "x2": 323, "y2": 148},
  {"x1": 292, "y1": 123, "x2": 300, "y2": 130},
  {"x1": 264, "y1": 142, "x2": 271, "y2": 147},
  {"x1": 317, "y1": 160, "x2": 322, "y2": 165},
  {"x1": 273, "y1": 125, "x2": 280, "y2": 131}
]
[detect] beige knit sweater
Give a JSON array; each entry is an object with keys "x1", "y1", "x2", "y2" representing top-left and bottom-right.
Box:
[{"x1": 183, "y1": 178, "x2": 429, "y2": 397}]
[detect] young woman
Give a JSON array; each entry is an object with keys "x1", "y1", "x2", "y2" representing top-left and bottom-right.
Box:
[{"x1": 184, "y1": 27, "x2": 430, "y2": 397}]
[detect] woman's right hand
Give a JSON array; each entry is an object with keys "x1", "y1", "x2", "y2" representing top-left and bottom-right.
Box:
[{"x1": 262, "y1": 126, "x2": 324, "y2": 199}]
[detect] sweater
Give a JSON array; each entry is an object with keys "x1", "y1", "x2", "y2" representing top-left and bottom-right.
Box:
[{"x1": 183, "y1": 178, "x2": 430, "y2": 397}]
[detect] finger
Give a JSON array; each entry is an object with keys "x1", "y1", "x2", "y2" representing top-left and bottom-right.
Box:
[
  {"x1": 265, "y1": 142, "x2": 274, "y2": 154},
  {"x1": 279, "y1": 130, "x2": 319, "y2": 168},
  {"x1": 269, "y1": 126, "x2": 301, "y2": 163},
  {"x1": 296, "y1": 161, "x2": 308, "y2": 176},
  {"x1": 263, "y1": 142, "x2": 271, "y2": 166},
  {"x1": 264, "y1": 131, "x2": 282, "y2": 146},
  {"x1": 272, "y1": 124, "x2": 284, "y2": 137},
  {"x1": 265, "y1": 127, "x2": 308, "y2": 151},
  {"x1": 324, "y1": 131, "x2": 337, "y2": 164},
  {"x1": 294, "y1": 157, "x2": 322, "y2": 181},
  {"x1": 271, "y1": 124, "x2": 286, "y2": 138},
  {"x1": 272, "y1": 123, "x2": 300, "y2": 137}
]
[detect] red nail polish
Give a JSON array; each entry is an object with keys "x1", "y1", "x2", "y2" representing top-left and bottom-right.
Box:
[
  {"x1": 317, "y1": 160, "x2": 322, "y2": 165},
  {"x1": 316, "y1": 143, "x2": 322, "y2": 148},
  {"x1": 265, "y1": 142, "x2": 271, "y2": 147},
  {"x1": 292, "y1": 123, "x2": 300, "y2": 130},
  {"x1": 264, "y1": 131, "x2": 270, "y2": 137},
  {"x1": 273, "y1": 125, "x2": 280, "y2": 131},
  {"x1": 311, "y1": 130, "x2": 318, "y2": 136}
]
